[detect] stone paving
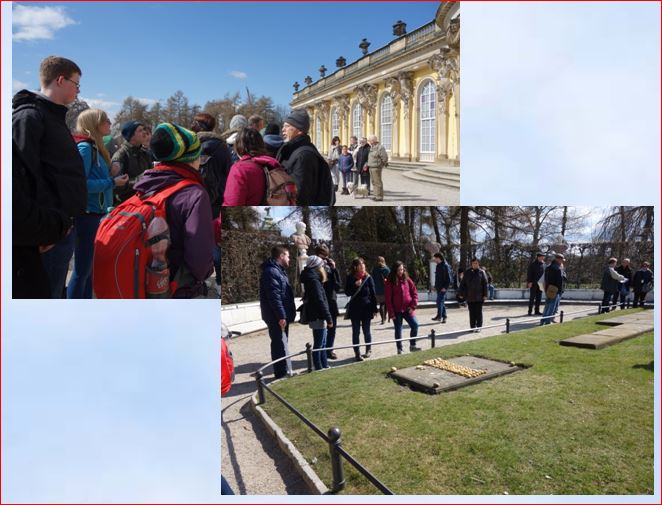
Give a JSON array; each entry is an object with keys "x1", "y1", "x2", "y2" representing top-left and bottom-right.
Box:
[
  {"x1": 221, "y1": 302, "x2": 597, "y2": 495},
  {"x1": 333, "y1": 168, "x2": 459, "y2": 206}
]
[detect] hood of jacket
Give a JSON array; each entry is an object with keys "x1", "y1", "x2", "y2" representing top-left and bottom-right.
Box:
[
  {"x1": 12, "y1": 89, "x2": 68, "y2": 119},
  {"x1": 133, "y1": 161, "x2": 203, "y2": 195},
  {"x1": 263, "y1": 134, "x2": 284, "y2": 150},
  {"x1": 239, "y1": 154, "x2": 280, "y2": 169}
]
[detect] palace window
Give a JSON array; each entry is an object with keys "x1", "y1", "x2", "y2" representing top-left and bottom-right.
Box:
[
  {"x1": 380, "y1": 94, "x2": 393, "y2": 152},
  {"x1": 352, "y1": 103, "x2": 363, "y2": 139},
  {"x1": 331, "y1": 108, "x2": 340, "y2": 140},
  {"x1": 419, "y1": 81, "x2": 436, "y2": 161},
  {"x1": 315, "y1": 116, "x2": 322, "y2": 149}
]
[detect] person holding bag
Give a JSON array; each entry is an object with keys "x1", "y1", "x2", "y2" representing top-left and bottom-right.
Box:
[
  {"x1": 385, "y1": 261, "x2": 421, "y2": 354},
  {"x1": 300, "y1": 255, "x2": 334, "y2": 370},
  {"x1": 344, "y1": 257, "x2": 377, "y2": 361}
]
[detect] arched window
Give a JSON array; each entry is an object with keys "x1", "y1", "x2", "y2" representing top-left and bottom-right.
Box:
[
  {"x1": 380, "y1": 94, "x2": 393, "y2": 152},
  {"x1": 315, "y1": 116, "x2": 322, "y2": 149},
  {"x1": 331, "y1": 108, "x2": 340, "y2": 140},
  {"x1": 419, "y1": 80, "x2": 436, "y2": 161},
  {"x1": 352, "y1": 103, "x2": 362, "y2": 139}
]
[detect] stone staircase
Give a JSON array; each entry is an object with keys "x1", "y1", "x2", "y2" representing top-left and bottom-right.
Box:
[{"x1": 388, "y1": 160, "x2": 460, "y2": 190}]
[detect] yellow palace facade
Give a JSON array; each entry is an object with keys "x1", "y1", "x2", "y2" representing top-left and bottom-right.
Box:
[{"x1": 290, "y1": 3, "x2": 459, "y2": 166}]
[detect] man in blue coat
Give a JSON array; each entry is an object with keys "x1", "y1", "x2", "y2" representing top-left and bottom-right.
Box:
[
  {"x1": 432, "y1": 253, "x2": 452, "y2": 323},
  {"x1": 259, "y1": 245, "x2": 296, "y2": 379}
]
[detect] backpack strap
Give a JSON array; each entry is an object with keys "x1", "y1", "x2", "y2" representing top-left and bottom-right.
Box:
[{"x1": 139, "y1": 179, "x2": 199, "y2": 207}]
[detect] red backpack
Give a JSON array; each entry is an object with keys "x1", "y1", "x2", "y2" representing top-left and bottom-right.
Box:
[{"x1": 93, "y1": 179, "x2": 198, "y2": 298}]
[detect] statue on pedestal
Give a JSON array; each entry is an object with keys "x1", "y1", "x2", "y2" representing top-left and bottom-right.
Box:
[
  {"x1": 290, "y1": 222, "x2": 311, "y2": 274},
  {"x1": 423, "y1": 237, "x2": 443, "y2": 291}
]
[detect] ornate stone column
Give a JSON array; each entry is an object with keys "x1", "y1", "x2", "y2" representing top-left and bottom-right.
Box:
[
  {"x1": 384, "y1": 76, "x2": 402, "y2": 158},
  {"x1": 398, "y1": 71, "x2": 414, "y2": 161},
  {"x1": 428, "y1": 48, "x2": 459, "y2": 162},
  {"x1": 333, "y1": 94, "x2": 351, "y2": 144},
  {"x1": 316, "y1": 101, "x2": 330, "y2": 153},
  {"x1": 355, "y1": 83, "x2": 378, "y2": 137}
]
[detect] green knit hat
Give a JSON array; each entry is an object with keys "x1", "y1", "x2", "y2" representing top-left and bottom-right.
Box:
[{"x1": 150, "y1": 123, "x2": 201, "y2": 163}]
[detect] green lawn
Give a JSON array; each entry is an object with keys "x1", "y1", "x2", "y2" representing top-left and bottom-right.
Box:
[{"x1": 261, "y1": 310, "x2": 654, "y2": 495}]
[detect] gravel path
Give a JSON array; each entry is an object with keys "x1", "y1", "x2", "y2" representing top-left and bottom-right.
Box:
[{"x1": 221, "y1": 302, "x2": 594, "y2": 495}]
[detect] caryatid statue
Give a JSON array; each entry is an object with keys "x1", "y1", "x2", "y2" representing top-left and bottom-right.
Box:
[{"x1": 290, "y1": 221, "x2": 312, "y2": 273}]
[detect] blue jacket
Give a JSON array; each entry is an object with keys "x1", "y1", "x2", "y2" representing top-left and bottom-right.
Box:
[
  {"x1": 338, "y1": 153, "x2": 354, "y2": 173},
  {"x1": 76, "y1": 139, "x2": 114, "y2": 214},
  {"x1": 260, "y1": 258, "x2": 296, "y2": 325},
  {"x1": 434, "y1": 261, "x2": 452, "y2": 291}
]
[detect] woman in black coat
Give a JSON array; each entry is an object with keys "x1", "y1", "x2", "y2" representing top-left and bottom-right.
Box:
[
  {"x1": 344, "y1": 257, "x2": 378, "y2": 361},
  {"x1": 300, "y1": 255, "x2": 333, "y2": 370}
]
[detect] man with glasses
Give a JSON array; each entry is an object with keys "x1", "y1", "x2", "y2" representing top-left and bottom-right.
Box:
[
  {"x1": 112, "y1": 120, "x2": 153, "y2": 202},
  {"x1": 12, "y1": 56, "x2": 87, "y2": 298}
]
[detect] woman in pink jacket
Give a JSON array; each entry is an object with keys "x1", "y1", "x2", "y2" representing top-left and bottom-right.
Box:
[
  {"x1": 223, "y1": 127, "x2": 280, "y2": 206},
  {"x1": 384, "y1": 261, "x2": 420, "y2": 354}
]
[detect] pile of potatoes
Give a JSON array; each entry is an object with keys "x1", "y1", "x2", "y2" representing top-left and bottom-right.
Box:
[{"x1": 423, "y1": 358, "x2": 487, "y2": 378}]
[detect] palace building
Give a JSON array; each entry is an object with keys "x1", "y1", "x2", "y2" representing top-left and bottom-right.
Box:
[{"x1": 290, "y1": 2, "x2": 460, "y2": 180}]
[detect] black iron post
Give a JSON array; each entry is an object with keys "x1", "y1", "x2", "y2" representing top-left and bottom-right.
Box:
[
  {"x1": 305, "y1": 342, "x2": 313, "y2": 373},
  {"x1": 560, "y1": 310, "x2": 564, "y2": 323},
  {"x1": 328, "y1": 427, "x2": 346, "y2": 493},
  {"x1": 255, "y1": 370, "x2": 265, "y2": 405},
  {"x1": 430, "y1": 329, "x2": 436, "y2": 348},
  {"x1": 506, "y1": 318, "x2": 510, "y2": 334}
]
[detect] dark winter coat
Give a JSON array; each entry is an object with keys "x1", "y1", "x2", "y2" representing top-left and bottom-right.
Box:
[
  {"x1": 544, "y1": 261, "x2": 565, "y2": 294},
  {"x1": 223, "y1": 155, "x2": 280, "y2": 206},
  {"x1": 434, "y1": 261, "x2": 452, "y2": 291},
  {"x1": 385, "y1": 276, "x2": 418, "y2": 318},
  {"x1": 322, "y1": 262, "x2": 342, "y2": 316},
  {"x1": 370, "y1": 266, "x2": 390, "y2": 295},
  {"x1": 633, "y1": 268, "x2": 653, "y2": 293},
  {"x1": 615, "y1": 264, "x2": 634, "y2": 290},
  {"x1": 197, "y1": 131, "x2": 232, "y2": 215},
  {"x1": 600, "y1": 266, "x2": 623, "y2": 294},
  {"x1": 527, "y1": 259, "x2": 545, "y2": 285},
  {"x1": 300, "y1": 267, "x2": 333, "y2": 324},
  {"x1": 132, "y1": 162, "x2": 214, "y2": 298},
  {"x1": 12, "y1": 90, "x2": 86, "y2": 232},
  {"x1": 259, "y1": 258, "x2": 296, "y2": 325},
  {"x1": 276, "y1": 134, "x2": 333, "y2": 206},
  {"x1": 458, "y1": 267, "x2": 488, "y2": 302},
  {"x1": 355, "y1": 143, "x2": 371, "y2": 172},
  {"x1": 111, "y1": 141, "x2": 153, "y2": 202},
  {"x1": 344, "y1": 274, "x2": 377, "y2": 320}
]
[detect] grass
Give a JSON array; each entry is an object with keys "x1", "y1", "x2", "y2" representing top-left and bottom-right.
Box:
[{"x1": 261, "y1": 309, "x2": 655, "y2": 495}]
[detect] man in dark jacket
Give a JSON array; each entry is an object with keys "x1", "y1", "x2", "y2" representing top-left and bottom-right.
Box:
[
  {"x1": 600, "y1": 257, "x2": 626, "y2": 313},
  {"x1": 112, "y1": 120, "x2": 152, "y2": 203},
  {"x1": 540, "y1": 253, "x2": 566, "y2": 325},
  {"x1": 277, "y1": 109, "x2": 334, "y2": 206},
  {"x1": 12, "y1": 56, "x2": 87, "y2": 298},
  {"x1": 632, "y1": 261, "x2": 653, "y2": 307},
  {"x1": 615, "y1": 258, "x2": 634, "y2": 309},
  {"x1": 354, "y1": 137, "x2": 372, "y2": 193},
  {"x1": 259, "y1": 246, "x2": 296, "y2": 379},
  {"x1": 458, "y1": 258, "x2": 488, "y2": 331},
  {"x1": 315, "y1": 245, "x2": 341, "y2": 359},
  {"x1": 526, "y1": 252, "x2": 546, "y2": 315},
  {"x1": 432, "y1": 253, "x2": 452, "y2": 323}
]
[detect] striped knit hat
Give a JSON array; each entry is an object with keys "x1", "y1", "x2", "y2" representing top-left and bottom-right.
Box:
[{"x1": 150, "y1": 123, "x2": 201, "y2": 163}]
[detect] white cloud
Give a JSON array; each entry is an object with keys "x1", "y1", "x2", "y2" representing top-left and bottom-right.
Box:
[
  {"x1": 12, "y1": 79, "x2": 30, "y2": 93},
  {"x1": 96, "y1": 92, "x2": 106, "y2": 98},
  {"x1": 135, "y1": 97, "x2": 158, "y2": 106},
  {"x1": 12, "y1": 5, "x2": 75, "y2": 42},
  {"x1": 229, "y1": 70, "x2": 247, "y2": 80},
  {"x1": 80, "y1": 97, "x2": 120, "y2": 110}
]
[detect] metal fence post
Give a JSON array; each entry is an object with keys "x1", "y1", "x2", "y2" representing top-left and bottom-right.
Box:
[
  {"x1": 328, "y1": 427, "x2": 346, "y2": 493},
  {"x1": 255, "y1": 370, "x2": 265, "y2": 405},
  {"x1": 560, "y1": 310, "x2": 564, "y2": 323},
  {"x1": 598, "y1": 302, "x2": 602, "y2": 314},
  {"x1": 430, "y1": 329, "x2": 436, "y2": 348},
  {"x1": 506, "y1": 318, "x2": 510, "y2": 334},
  {"x1": 305, "y1": 343, "x2": 313, "y2": 373}
]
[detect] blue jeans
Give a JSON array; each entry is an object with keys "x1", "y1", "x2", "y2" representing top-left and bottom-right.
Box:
[
  {"x1": 267, "y1": 323, "x2": 289, "y2": 379},
  {"x1": 435, "y1": 290, "x2": 447, "y2": 319},
  {"x1": 221, "y1": 475, "x2": 235, "y2": 495},
  {"x1": 488, "y1": 284, "x2": 496, "y2": 300},
  {"x1": 41, "y1": 230, "x2": 76, "y2": 299},
  {"x1": 351, "y1": 317, "x2": 372, "y2": 353},
  {"x1": 67, "y1": 214, "x2": 102, "y2": 299},
  {"x1": 312, "y1": 328, "x2": 328, "y2": 370},
  {"x1": 540, "y1": 294, "x2": 560, "y2": 325},
  {"x1": 394, "y1": 312, "x2": 419, "y2": 350},
  {"x1": 325, "y1": 314, "x2": 338, "y2": 354},
  {"x1": 341, "y1": 170, "x2": 351, "y2": 189},
  {"x1": 619, "y1": 286, "x2": 630, "y2": 309}
]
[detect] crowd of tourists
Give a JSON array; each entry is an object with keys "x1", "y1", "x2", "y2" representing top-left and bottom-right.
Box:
[
  {"x1": 12, "y1": 55, "x2": 362, "y2": 299},
  {"x1": 258, "y1": 246, "x2": 654, "y2": 378}
]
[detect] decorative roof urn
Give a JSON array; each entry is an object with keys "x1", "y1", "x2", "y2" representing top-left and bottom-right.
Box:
[
  {"x1": 393, "y1": 20, "x2": 407, "y2": 36},
  {"x1": 336, "y1": 56, "x2": 346, "y2": 68},
  {"x1": 359, "y1": 38, "x2": 371, "y2": 55},
  {"x1": 319, "y1": 65, "x2": 327, "y2": 78}
]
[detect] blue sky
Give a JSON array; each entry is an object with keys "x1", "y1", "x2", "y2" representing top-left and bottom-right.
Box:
[{"x1": 11, "y1": 2, "x2": 437, "y2": 119}]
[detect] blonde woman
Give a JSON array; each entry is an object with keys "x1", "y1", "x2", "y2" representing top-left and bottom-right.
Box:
[
  {"x1": 67, "y1": 109, "x2": 128, "y2": 298},
  {"x1": 300, "y1": 255, "x2": 333, "y2": 370}
]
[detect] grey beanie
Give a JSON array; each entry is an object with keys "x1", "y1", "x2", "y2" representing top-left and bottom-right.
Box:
[
  {"x1": 306, "y1": 255, "x2": 324, "y2": 270},
  {"x1": 284, "y1": 109, "x2": 310, "y2": 134},
  {"x1": 229, "y1": 114, "x2": 248, "y2": 130}
]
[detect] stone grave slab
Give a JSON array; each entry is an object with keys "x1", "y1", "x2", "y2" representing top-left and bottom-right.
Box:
[
  {"x1": 596, "y1": 314, "x2": 652, "y2": 326},
  {"x1": 593, "y1": 324, "x2": 653, "y2": 338},
  {"x1": 389, "y1": 355, "x2": 525, "y2": 394},
  {"x1": 560, "y1": 323, "x2": 651, "y2": 350}
]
